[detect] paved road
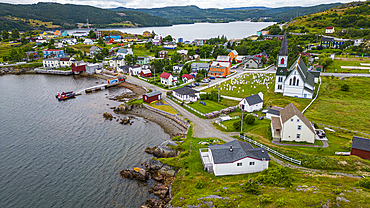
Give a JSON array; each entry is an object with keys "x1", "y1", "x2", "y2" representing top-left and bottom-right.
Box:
[
  {"x1": 125, "y1": 76, "x2": 235, "y2": 142},
  {"x1": 321, "y1": 72, "x2": 370, "y2": 77}
]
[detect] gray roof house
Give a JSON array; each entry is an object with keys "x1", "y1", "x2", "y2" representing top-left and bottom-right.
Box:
[
  {"x1": 191, "y1": 62, "x2": 210, "y2": 74},
  {"x1": 239, "y1": 92, "x2": 263, "y2": 112},
  {"x1": 200, "y1": 140, "x2": 270, "y2": 176},
  {"x1": 90, "y1": 46, "x2": 101, "y2": 57}
]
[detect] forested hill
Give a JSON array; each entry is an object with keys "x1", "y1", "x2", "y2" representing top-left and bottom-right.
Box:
[
  {"x1": 111, "y1": 3, "x2": 342, "y2": 24},
  {"x1": 0, "y1": 2, "x2": 172, "y2": 31}
]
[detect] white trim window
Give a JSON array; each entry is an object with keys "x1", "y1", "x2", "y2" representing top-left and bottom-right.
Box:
[
  {"x1": 249, "y1": 162, "x2": 255, "y2": 166},
  {"x1": 298, "y1": 125, "x2": 301, "y2": 130},
  {"x1": 297, "y1": 134, "x2": 301, "y2": 139},
  {"x1": 237, "y1": 163, "x2": 242, "y2": 166}
]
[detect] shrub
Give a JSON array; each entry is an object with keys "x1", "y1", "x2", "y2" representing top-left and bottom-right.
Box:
[
  {"x1": 258, "y1": 194, "x2": 272, "y2": 204},
  {"x1": 276, "y1": 198, "x2": 287, "y2": 207},
  {"x1": 195, "y1": 180, "x2": 204, "y2": 189},
  {"x1": 341, "y1": 84, "x2": 350, "y2": 91},
  {"x1": 245, "y1": 114, "x2": 255, "y2": 125},
  {"x1": 185, "y1": 170, "x2": 190, "y2": 176},
  {"x1": 332, "y1": 188, "x2": 342, "y2": 195},
  {"x1": 242, "y1": 179, "x2": 260, "y2": 194},
  {"x1": 233, "y1": 120, "x2": 241, "y2": 130},
  {"x1": 357, "y1": 177, "x2": 370, "y2": 189}
]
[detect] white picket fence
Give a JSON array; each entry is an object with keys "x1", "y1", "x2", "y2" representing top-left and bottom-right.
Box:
[
  {"x1": 168, "y1": 96, "x2": 206, "y2": 116},
  {"x1": 239, "y1": 135, "x2": 302, "y2": 165},
  {"x1": 215, "y1": 120, "x2": 227, "y2": 129}
]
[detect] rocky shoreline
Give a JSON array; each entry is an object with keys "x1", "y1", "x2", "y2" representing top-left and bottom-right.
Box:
[{"x1": 120, "y1": 141, "x2": 180, "y2": 208}]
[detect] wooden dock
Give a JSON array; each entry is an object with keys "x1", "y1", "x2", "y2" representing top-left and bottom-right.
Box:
[{"x1": 75, "y1": 82, "x2": 120, "y2": 95}]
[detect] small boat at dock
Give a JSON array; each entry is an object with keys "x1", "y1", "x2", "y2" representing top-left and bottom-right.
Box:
[{"x1": 56, "y1": 91, "x2": 75, "y2": 101}]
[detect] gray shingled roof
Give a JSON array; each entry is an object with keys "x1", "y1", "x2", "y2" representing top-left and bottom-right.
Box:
[
  {"x1": 321, "y1": 37, "x2": 334, "y2": 42},
  {"x1": 278, "y1": 31, "x2": 288, "y2": 56},
  {"x1": 267, "y1": 108, "x2": 280, "y2": 116},
  {"x1": 308, "y1": 70, "x2": 321, "y2": 78},
  {"x1": 271, "y1": 117, "x2": 282, "y2": 129},
  {"x1": 173, "y1": 87, "x2": 199, "y2": 95},
  {"x1": 209, "y1": 140, "x2": 270, "y2": 164},
  {"x1": 145, "y1": 90, "x2": 162, "y2": 97},
  {"x1": 245, "y1": 94, "x2": 263, "y2": 106},
  {"x1": 352, "y1": 136, "x2": 370, "y2": 152}
]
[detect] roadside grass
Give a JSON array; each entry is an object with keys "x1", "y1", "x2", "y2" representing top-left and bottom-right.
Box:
[
  {"x1": 147, "y1": 100, "x2": 178, "y2": 115},
  {"x1": 326, "y1": 58, "x2": 370, "y2": 74},
  {"x1": 161, "y1": 126, "x2": 370, "y2": 207}
]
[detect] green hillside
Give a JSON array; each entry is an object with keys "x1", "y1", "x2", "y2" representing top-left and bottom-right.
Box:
[
  {"x1": 287, "y1": 1, "x2": 370, "y2": 38},
  {"x1": 0, "y1": 2, "x2": 172, "y2": 31},
  {"x1": 111, "y1": 4, "x2": 341, "y2": 24}
]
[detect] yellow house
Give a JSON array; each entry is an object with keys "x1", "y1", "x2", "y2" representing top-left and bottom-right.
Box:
[
  {"x1": 39, "y1": 31, "x2": 47, "y2": 38},
  {"x1": 123, "y1": 36, "x2": 138, "y2": 42},
  {"x1": 54, "y1": 30, "x2": 61, "y2": 37},
  {"x1": 45, "y1": 33, "x2": 55, "y2": 39},
  {"x1": 143, "y1": 31, "x2": 151, "y2": 38}
]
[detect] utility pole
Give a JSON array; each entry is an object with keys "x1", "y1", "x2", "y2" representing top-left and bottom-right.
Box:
[
  {"x1": 241, "y1": 110, "x2": 244, "y2": 133},
  {"x1": 218, "y1": 83, "x2": 220, "y2": 103}
]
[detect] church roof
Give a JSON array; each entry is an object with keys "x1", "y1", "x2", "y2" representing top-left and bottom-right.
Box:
[{"x1": 278, "y1": 31, "x2": 288, "y2": 56}]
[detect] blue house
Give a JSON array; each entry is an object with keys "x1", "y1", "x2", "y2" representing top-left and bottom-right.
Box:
[
  {"x1": 178, "y1": 37, "x2": 184, "y2": 43},
  {"x1": 105, "y1": 35, "x2": 121, "y2": 41},
  {"x1": 320, "y1": 37, "x2": 345, "y2": 48},
  {"x1": 42, "y1": 49, "x2": 65, "y2": 58},
  {"x1": 61, "y1": 30, "x2": 69, "y2": 37}
]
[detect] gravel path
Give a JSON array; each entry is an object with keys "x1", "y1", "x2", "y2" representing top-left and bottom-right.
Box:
[{"x1": 272, "y1": 140, "x2": 329, "y2": 148}]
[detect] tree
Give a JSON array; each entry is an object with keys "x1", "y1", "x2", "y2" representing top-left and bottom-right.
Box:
[
  {"x1": 21, "y1": 37, "x2": 28, "y2": 45},
  {"x1": 162, "y1": 35, "x2": 173, "y2": 42},
  {"x1": 152, "y1": 59, "x2": 165, "y2": 73},
  {"x1": 233, "y1": 120, "x2": 241, "y2": 130},
  {"x1": 88, "y1": 30, "x2": 97, "y2": 39},
  {"x1": 341, "y1": 84, "x2": 350, "y2": 91},
  {"x1": 171, "y1": 52, "x2": 182, "y2": 63},
  {"x1": 11, "y1": 29, "x2": 20, "y2": 39},
  {"x1": 244, "y1": 114, "x2": 255, "y2": 125},
  {"x1": 145, "y1": 41, "x2": 152, "y2": 49},
  {"x1": 101, "y1": 48, "x2": 109, "y2": 57},
  {"x1": 151, "y1": 31, "x2": 156, "y2": 39},
  {"x1": 98, "y1": 37, "x2": 104, "y2": 45},
  {"x1": 320, "y1": 58, "x2": 333, "y2": 71},
  {"x1": 124, "y1": 54, "x2": 138, "y2": 66},
  {"x1": 2, "y1": 30, "x2": 9, "y2": 40},
  {"x1": 199, "y1": 44, "x2": 212, "y2": 58}
]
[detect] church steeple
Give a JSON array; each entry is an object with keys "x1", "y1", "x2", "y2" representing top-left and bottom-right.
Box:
[{"x1": 277, "y1": 31, "x2": 288, "y2": 69}]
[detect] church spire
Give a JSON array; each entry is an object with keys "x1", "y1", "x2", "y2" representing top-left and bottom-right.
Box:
[{"x1": 279, "y1": 31, "x2": 288, "y2": 56}]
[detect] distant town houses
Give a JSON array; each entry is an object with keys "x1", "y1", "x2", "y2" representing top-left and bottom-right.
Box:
[
  {"x1": 89, "y1": 46, "x2": 101, "y2": 57},
  {"x1": 228, "y1": 50, "x2": 238, "y2": 62},
  {"x1": 270, "y1": 103, "x2": 315, "y2": 144},
  {"x1": 172, "y1": 87, "x2": 199, "y2": 102},
  {"x1": 117, "y1": 48, "x2": 133, "y2": 57},
  {"x1": 243, "y1": 56, "x2": 263, "y2": 69},
  {"x1": 143, "y1": 90, "x2": 162, "y2": 103},
  {"x1": 158, "y1": 50, "x2": 168, "y2": 59},
  {"x1": 25, "y1": 51, "x2": 40, "y2": 61},
  {"x1": 325, "y1": 26, "x2": 335, "y2": 34},
  {"x1": 160, "y1": 72, "x2": 177, "y2": 86},
  {"x1": 320, "y1": 37, "x2": 345, "y2": 48},
  {"x1": 83, "y1": 39, "x2": 94, "y2": 45},
  {"x1": 140, "y1": 69, "x2": 152, "y2": 77},
  {"x1": 142, "y1": 31, "x2": 151, "y2": 38},
  {"x1": 136, "y1": 57, "x2": 150, "y2": 66},
  {"x1": 173, "y1": 64, "x2": 183, "y2": 74},
  {"x1": 163, "y1": 42, "x2": 177, "y2": 49},
  {"x1": 42, "y1": 49, "x2": 65, "y2": 58},
  {"x1": 109, "y1": 55, "x2": 126, "y2": 69},
  {"x1": 59, "y1": 57, "x2": 75, "y2": 68},
  {"x1": 129, "y1": 65, "x2": 142, "y2": 76},
  {"x1": 239, "y1": 92, "x2": 263, "y2": 112},
  {"x1": 191, "y1": 62, "x2": 210, "y2": 75},
  {"x1": 209, "y1": 57, "x2": 231, "y2": 77},
  {"x1": 61, "y1": 38, "x2": 77, "y2": 45},
  {"x1": 182, "y1": 74, "x2": 195, "y2": 84},
  {"x1": 152, "y1": 35, "x2": 162, "y2": 46},
  {"x1": 43, "y1": 58, "x2": 60, "y2": 69},
  {"x1": 200, "y1": 140, "x2": 270, "y2": 176},
  {"x1": 123, "y1": 36, "x2": 138, "y2": 42},
  {"x1": 176, "y1": 50, "x2": 189, "y2": 61},
  {"x1": 72, "y1": 31, "x2": 88, "y2": 37},
  {"x1": 193, "y1": 39, "x2": 207, "y2": 46}
]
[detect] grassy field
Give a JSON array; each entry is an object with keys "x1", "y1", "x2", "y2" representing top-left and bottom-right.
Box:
[
  {"x1": 160, "y1": 126, "x2": 370, "y2": 208},
  {"x1": 187, "y1": 99, "x2": 238, "y2": 114},
  {"x1": 326, "y1": 57, "x2": 370, "y2": 74},
  {"x1": 147, "y1": 100, "x2": 178, "y2": 115}
]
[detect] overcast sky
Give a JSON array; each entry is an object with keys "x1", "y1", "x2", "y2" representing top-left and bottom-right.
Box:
[{"x1": 0, "y1": 0, "x2": 362, "y2": 9}]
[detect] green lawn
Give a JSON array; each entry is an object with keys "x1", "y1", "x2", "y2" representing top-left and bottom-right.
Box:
[
  {"x1": 160, "y1": 126, "x2": 370, "y2": 208},
  {"x1": 326, "y1": 57, "x2": 370, "y2": 74},
  {"x1": 188, "y1": 100, "x2": 228, "y2": 114}
]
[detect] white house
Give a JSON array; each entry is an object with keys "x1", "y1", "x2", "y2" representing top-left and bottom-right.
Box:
[
  {"x1": 90, "y1": 46, "x2": 101, "y2": 58},
  {"x1": 152, "y1": 35, "x2": 162, "y2": 46},
  {"x1": 274, "y1": 32, "x2": 315, "y2": 99},
  {"x1": 200, "y1": 140, "x2": 270, "y2": 176},
  {"x1": 72, "y1": 31, "x2": 88, "y2": 37},
  {"x1": 354, "y1": 39, "x2": 363, "y2": 47},
  {"x1": 163, "y1": 42, "x2": 177, "y2": 49},
  {"x1": 325, "y1": 27, "x2": 335, "y2": 34},
  {"x1": 243, "y1": 57, "x2": 262, "y2": 69},
  {"x1": 53, "y1": 42, "x2": 63, "y2": 48},
  {"x1": 43, "y1": 58, "x2": 60, "y2": 69},
  {"x1": 83, "y1": 39, "x2": 94, "y2": 45},
  {"x1": 182, "y1": 74, "x2": 195, "y2": 84},
  {"x1": 61, "y1": 38, "x2": 77, "y2": 45},
  {"x1": 160, "y1": 72, "x2": 177, "y2": 86},
  {"x1": 172, "y1": 87, "x2": 199, "y2": 102},
  {"x1": 129, "y1": 65, "x2": 142, "y2": 76},
  {"x1": 239, "y1": 92, "x2": 263, "y2": 112},
  {"x1": 173, "y1": 64, "x2": 183, "y2": 74},
  {"x1": 270, "y1": 103, "x2": 315, "y2": 143},
  {"x1": 85, "y1": 63, "x2": 101, "y2": 74},
  {"x1": 117, "y1": 48, "x2": 133, "y2": 57},
  {"x1": 59, "y1": 57, "x2": 75, "y2": 67},
  {"x1": 109, "y1": 55, "x2": 126, "y2": 69}
]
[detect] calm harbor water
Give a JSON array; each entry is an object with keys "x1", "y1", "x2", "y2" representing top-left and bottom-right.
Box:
[
  {"x1": 67, "y1": 21, "x2": 275, "y2": 41},
  {"x1": 0, "y1": 75, "x2": 169, "y2": 207}
]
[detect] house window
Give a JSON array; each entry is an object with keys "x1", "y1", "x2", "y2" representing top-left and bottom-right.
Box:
[
  {"x1": 289, "y1": 79, "x2": 292, "y2": 85},
  {"x1": 249, "y1": 162, "x2": 255, "y2": 166},
  {"x1": 291, "y1": 119, "x2": 294, "y2": 122},
  {"x1": 278, "y1": 85, "x2": 282, "y2": 90},
  {"x1": 237, "y1": 163, "x2": 242, "y2": 166},
  {"x1": 293, "y1": 77, "x2": 296, "y2": 86},
  {"x1": 297, "y1": 119, "x2": 300, "y2": 122},
  {"x1": 298, "y1": 125, "x2": 301, "y2": 130},
  {"x1": 278, "y1": 77, "x2": 283, "y2": 82},
  {"x1": 297, "y1": 134, "x2": 300, "y2": 139}
]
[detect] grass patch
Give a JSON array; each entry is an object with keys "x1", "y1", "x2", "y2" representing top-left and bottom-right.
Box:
[
  {"x1": 147, "y1": 100, "x2": 178, "y2": 115},
  {"x1": 326, "y1": 57, "x2": 370, "y2": 74},
  {"x1": 187, "y1": 100, "x2": 232, "y2": 114}
]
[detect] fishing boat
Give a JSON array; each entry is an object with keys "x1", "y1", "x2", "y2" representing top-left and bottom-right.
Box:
[{"x1": 56, "y1": 91, "x2": 75, "y2": 101}]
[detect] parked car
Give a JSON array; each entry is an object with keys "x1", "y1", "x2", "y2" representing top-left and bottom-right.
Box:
[
  {"x1": 194, "y1": 82, "x2": 199, "y2": 86},
  {"x1": 209, "y1": 76, "x2": 215, "y2": 80}
]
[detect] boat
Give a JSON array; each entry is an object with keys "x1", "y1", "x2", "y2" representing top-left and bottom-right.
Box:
[{"x1": 56, "y1": 91, "x2": 75, "y2": 101}]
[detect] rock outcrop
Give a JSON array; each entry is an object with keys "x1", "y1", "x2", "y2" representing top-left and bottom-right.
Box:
[
  {"x1": 145, "y1": 145, "x2": 178, "y2": 158},
  {"x1": 103, "y1": 112, "x2": 113, "y2": 120}
]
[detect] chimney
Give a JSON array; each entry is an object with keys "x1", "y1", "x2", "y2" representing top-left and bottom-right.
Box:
[
  {"x1": 262, "y1": 149, "x2": 265, "y2": 153},
  {"x1": 229, "y1": 145, "x2": 233, "y2": 152}
]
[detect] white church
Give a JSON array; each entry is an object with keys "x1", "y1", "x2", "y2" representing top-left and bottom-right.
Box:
[{"x1": 274, "y1": 32, "x2": 315, "y2": 99}]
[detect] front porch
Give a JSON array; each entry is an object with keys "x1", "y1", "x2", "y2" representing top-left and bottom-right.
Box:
[{"x1": 199, "y1": 148, "x2": 213, "y2": 173}]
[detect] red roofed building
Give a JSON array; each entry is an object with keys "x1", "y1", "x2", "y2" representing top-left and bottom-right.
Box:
[
  {"x1": 326, "y1": 27, "x2": 335, "y2": 34},
  {"x1": 182, "y1": 74, "x2": 195, "y2": 83},
  {"x1": 71, "y1": 62, "x2": 86, "y2": 73},
  {"x1": 160, "y1": 72, "x2": 177, "y2": 87}
]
